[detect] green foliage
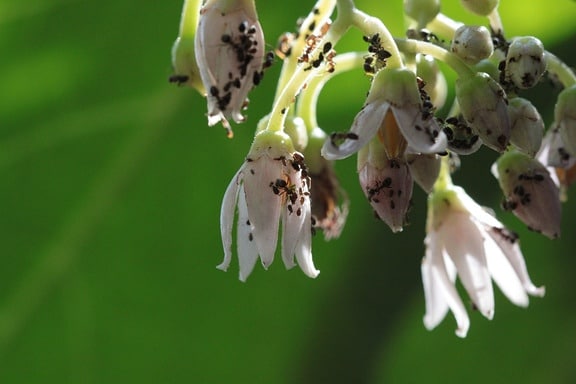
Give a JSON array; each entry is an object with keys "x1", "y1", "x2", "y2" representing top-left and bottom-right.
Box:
[{"x1": 0, "y1": 0, "x2": 576, "y2": 382}]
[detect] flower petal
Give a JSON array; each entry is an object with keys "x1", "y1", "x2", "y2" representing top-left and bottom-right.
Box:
[
  {"x1": 321, "y1": 101, "x2": 389, "y2": 160},
  {"x1": 294, "y1": 206, "x2": 319, "y2": 278},
  {"x1": 440, "y1": 212, "x2": 495, "y2": 320},
  {"x1": 217, "y1": 169, "x2": 242, "y2": 272},
  {"x1": 393, "y1": 108, "x2": 447, "y2": 154},
  {"x1": 243, "y1": 157, "x2": 283, "y2": 267},
  {"x1": 236, "y1": 187, "x2": 259, "y2": 282},
  {"x1": 487, "y1": 227, "x2": 545, "y2": 298},
  {"x1": 422, "y1": 234, "x2": 470, "y2": 337}
]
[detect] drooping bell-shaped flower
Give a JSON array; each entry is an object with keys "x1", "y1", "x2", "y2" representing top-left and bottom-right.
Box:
[
  {"x1": 303, "y1": 127, "x2": 348, "y2": 240},
  {"x1": 492, "y1": 150, "x2": 561, "y2": 239},
  {"x1": 358, "y1": 138, "x2": 414, "y2": 233},
  {"x1": 195, "y1": 0, "x2": 266, "y2": 135},
  {"x1": 456, "y1": 72, "x2": 510, "y2": 152},
  {"x1": 219, "y1": 130, "x2": 318, "y2": 281},
  {"x1": 321, "y1": 67, "x2": 447, "y2": 161},
  {"x1": 422, "y1": 160, "x2": 545, "y2": 337}
]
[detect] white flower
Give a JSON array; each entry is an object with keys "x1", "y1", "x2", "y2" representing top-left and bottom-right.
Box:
[
  {"x1": 195, "y1": 0, "x2": 266, "y2": 134},
  {"x1": 422, "y1": 184, "x2": 545, "y2": 337},
  {"x1": 321, "y1": 67, "x2": 447, "y2": 161},
  {"x1": 218, "y1": 131, "x2": 319, "y2": 281}
]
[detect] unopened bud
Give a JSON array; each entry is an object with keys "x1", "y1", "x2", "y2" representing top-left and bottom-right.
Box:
[
  {"x1": 443, "y1": 115, "x2": 482, "y2": 155},
  {"x1": 460, "y1": 0, "x2": 499, "y2": 16},
  {"x1": 456, "y1": 72, "x2": 510, "y2": 152},
  {"x1": 555, "y1": 85, "x2": 576, "y2": 155},
  {"x1": 505, "y1": 36, "x2": 547, "y2": 89},
  {"x1": 451, "y1": 25, "x2": 494, "y2": 65},
  {"x1": 492, "y1": 151, "x2": 561, "y2": 239},
  {"x1": 508, "y1": 97, "x2": 544, "y2": 157},
  {"x1": 404, "y1": 0, "x2": 441, "y2": 27}
]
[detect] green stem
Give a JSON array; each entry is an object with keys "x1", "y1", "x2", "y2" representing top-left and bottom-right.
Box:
[
  {"x1": 178, "y1": 0, "x2": 202, "y2": 38},
  {"x1": 265, "y1": 0, "x2": 353, "y2": 133},
  {"x1": 350, "y1": 7, "x2": 403, "y2": 69},
  {"x1": 395, "y1": 38, "x2": 474, "y2": 78},
  {"x1": 273, "y1": 0, "x2": 337, "y2": 102},
  {"x1": 432, "y1": 154, "x2": 453, "y2": 192},
  {"x1": 546, "y1": 51, "x2": 576, "y2": 88},
  {"x1": 297, "y1": 52, "x2": 365, "y2": 131},
  {"x1": 427, "y1": 13, "x2": 462, "y2": 40}
]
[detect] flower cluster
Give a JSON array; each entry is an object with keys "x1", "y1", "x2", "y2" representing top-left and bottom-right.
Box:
[{"x1": 170, "y1": 0, "x2": 575, "y2": 337}]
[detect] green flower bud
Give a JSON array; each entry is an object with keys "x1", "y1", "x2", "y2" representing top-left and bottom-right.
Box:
[
  {"x1": 505, "y1": 36, "x2": 547, "y2": 89},
  {"x1": 492, "y1": 151, "x2": 561, "y2": 239},
  {"x1": 508, "y1": 97, "x2": 544, "y2": 158},
  {"x1": 451, "y1": 25, "x2": 494, "y2": 65},
  {"x1": 460, "y1": 0, "x2": 499, "y2": 16},
  {"x1": 555, "y1": 85, "x2": 576, "y2": 156},
  {"x1": 456, "y1": 72, "x2": 510, "y2": 152},
  {"x1": 404, "y1": 0, "x2": 441, "y2": 27}
]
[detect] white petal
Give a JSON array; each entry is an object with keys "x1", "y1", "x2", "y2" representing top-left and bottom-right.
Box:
[
  {"x1": 483, "y1": 232, "x2": 529, "y2": 306},
  {"x1": 243, "y1": 157, "x2": 282, "y2": 268},
  {"x1": 217, "y1": 169, "x2": 242, "y2": 272},
  {"x1": 487, "y1": 227, "x2": 545, "y2": 298},
  {"x1": 294, "y1": 208, "x2": 319, "y2": 278},
  {"x1": 321, "y1": 102, "x2": 389, "y2": 160},
  {"x1": 422, "y1": 234, "x2": 470, "y2": 337},
  {"x1": 440, "y1": 212, "x2": 495, "y2": 320},
  {"x1": 281, "y1": 175, "x2": 307, "y2": 269},
  {"x1": 392, "y1": 107, "x2": 447, "y2": 154},
  {"x1": 237, "y1": 188, "x2": 259, "y2": 282}
]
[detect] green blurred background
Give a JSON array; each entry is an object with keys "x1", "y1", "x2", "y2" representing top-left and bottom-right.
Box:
[{"x1": 1, "y1": 0, "x2": 576, "y2": 382}]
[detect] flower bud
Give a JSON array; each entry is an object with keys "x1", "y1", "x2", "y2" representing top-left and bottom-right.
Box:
[
  {"x1": 404, "y1": 0, "x2": 441, "y2": 27},
  {"x1": 508, "y1": 97, "x2": 544, "y2": 157},
  {"x1": 407, "y1": 153, "x2": 441, "y2": 193},
  {"x1": 456, "y1": 72, "x2": 510, "y2": 152},
  {"x1": 417, "y1": 54, "x2": 447, "y2": 109},
  {"x1": 492, "y1": 151, "x2": 561, "y2": 239},
  {"x1": 460, "y1": 0, "x2": 499, "y2": 16},
  {"x1": 451, "y1": 25, "x2": 494, "y2": 65},
  {"x1": 505, "y1": 36, "x2": 547, "y2": 89},
  {"x1": 555, "y1": 85, "x2": 576, "y2": 156},
  {"x1": 539, "y1": 127, "x2": 574, "y2": 169},
  {"x1": 195, "y1": 0, "x2": 265, "y2": 132},
  {"x1": 358, "y1": 139, "x2": 413, "y2": 233}
]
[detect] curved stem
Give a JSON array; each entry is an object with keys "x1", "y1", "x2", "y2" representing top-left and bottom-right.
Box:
[
  {"x1": 546, "y1": 51, "x2": 576, "y2": 88},
  {"x1": 395, "y1": 38, "x2": 474, "y2": 78},
  {"x1": 350, "y1": 8, "x2": 403, "y2": 69},
  {"x1": 265, "y1": 0, "x2": 353, "y2": 133},
  {"x1": 487, "y1": 7, "x2": 504, "y2": 36},
  {"x1": 273, "y1": 0, "x2": 337, "y2": 102},
  {"x1": 297, "y1": 52, "x2": 365, "y2": 130},
  {"x1": 427, "y1": 13, "x2": 462, "y2": 40},
  {"x1": 178, "y1": 0, "x2": 202, "y2": 38}
]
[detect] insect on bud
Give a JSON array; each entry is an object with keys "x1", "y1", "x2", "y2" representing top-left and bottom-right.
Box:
[
  {"x1": 451, "y1": 25, "x2": 494, "y2": 65},
  {"x1": 492, "y1": 151, "x2": 561, "y2": 239},
  {"x1": 195, "y1": 0, "x2": 266, "y2": 135},
  {"x1": 505, "y1": 36, "x2": 547, "y2": 89},
  {"x1": 417, "y1": 54, "x2": 447, "y2": 110}
]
